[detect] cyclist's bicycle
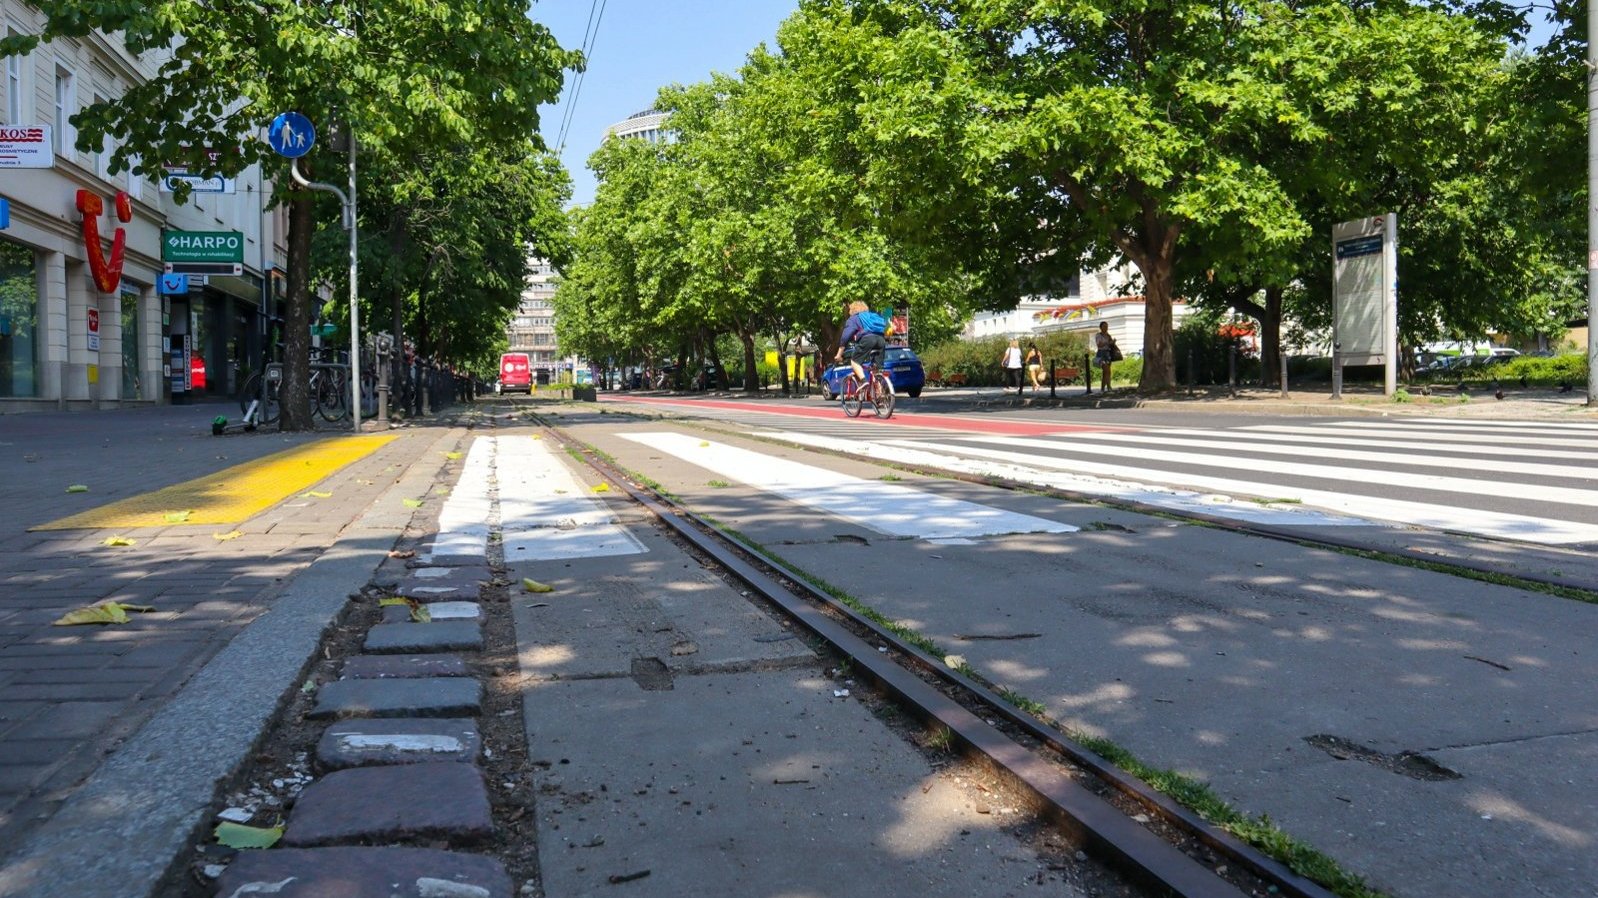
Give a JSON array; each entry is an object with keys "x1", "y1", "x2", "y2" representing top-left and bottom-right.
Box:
[{"x1": 841, "y1": 349, "x2": 894, "y2": 419}]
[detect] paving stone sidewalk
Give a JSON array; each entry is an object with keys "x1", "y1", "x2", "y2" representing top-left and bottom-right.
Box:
[{"x1": 0, "y1": 404, "x2": 470, "y2": 871}]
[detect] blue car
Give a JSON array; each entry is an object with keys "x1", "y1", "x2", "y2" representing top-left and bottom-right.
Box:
[{"x1": 821, "y1": 346, "x2": 925, "y2": 400}]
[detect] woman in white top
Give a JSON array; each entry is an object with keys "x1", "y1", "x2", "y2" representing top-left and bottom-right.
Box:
[{"x1": 1001, "y1": 339, "x2": 1023, "y2": 392}]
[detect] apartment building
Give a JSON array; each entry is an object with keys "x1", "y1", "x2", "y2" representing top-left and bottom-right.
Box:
[{"x1": 0, "y1": 2, "x2": 286, "y2": 412}]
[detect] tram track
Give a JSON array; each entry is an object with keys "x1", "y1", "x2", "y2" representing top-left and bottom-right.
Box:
[{"x1": 538, "y1": 415, "x2": 1344, "y2": 898}]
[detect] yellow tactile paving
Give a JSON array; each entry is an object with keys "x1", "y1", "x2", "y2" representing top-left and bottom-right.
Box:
[{"x1": 32, "y1": 434, "x2": 399, "y2": 531}]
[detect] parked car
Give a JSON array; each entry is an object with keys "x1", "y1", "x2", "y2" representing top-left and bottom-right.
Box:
[{"x1": 820, "y1": 346, "x2": 926, "y2": 400}]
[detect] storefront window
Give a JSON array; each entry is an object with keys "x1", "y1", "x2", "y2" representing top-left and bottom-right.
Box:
[
  {"x1": 121, "y1": 287, "x2": 140, "y2": 399},
  {"x1": 0, "y1": 239, "x2": 39, "y2": 398}
]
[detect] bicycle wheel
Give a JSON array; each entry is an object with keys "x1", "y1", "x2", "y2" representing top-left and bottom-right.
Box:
[
  {"x1": 259, "y1": 378, "x2": 281, "y2": 426},
  {"x1": 239, "y1": 373, "x2": 261, "y2": 415},
  {"x1": 841, "y1": 374, "x2": 864, "y2": 418},
  {"x1": 871, "y1": 373, "x2": 895, "y2": 418},
  {"x1": 316, "y1": 372, "x2": 349, "y2": 422}
]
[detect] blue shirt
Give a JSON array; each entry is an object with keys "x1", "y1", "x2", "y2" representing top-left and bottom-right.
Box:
[{"x1": 840, "y1": 312, "x2": 868, "y2": 345}]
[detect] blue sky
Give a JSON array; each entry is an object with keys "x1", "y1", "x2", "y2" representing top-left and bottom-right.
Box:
[{"x1": 531, "y1": 0, "x2": 801, "y2": 207}]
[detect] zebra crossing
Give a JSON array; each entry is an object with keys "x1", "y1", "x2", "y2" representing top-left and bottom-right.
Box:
[
  {"x1": 753, "y1": 417, "x2": 1598, "y2": 545},
  {"x1": 427, "y1": 434, "x2": 647, "y2": 563}
]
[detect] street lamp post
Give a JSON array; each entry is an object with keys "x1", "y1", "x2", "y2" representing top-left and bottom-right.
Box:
[
  {"x1": 1589, "y1": 8, "x2": 1597, "y2": 405},
  {"x1": 289, "y1": 143, "x2": 360, "y2": 431}
]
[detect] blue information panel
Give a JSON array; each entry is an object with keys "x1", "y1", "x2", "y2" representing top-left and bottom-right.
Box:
[
  {"x1": 0, "y1": 197, "x2": 9, "y2": 230},
  {"x1": 159, "y1": 273, "x2": 190, "y2": 295},
  {"x1": 268, "y1": 112, "x2": 316, "y2": 158}
]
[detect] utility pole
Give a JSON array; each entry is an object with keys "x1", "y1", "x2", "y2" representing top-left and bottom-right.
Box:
[{"x1": 1589, "y1": 7, "x2": 1597, "y2": 405}]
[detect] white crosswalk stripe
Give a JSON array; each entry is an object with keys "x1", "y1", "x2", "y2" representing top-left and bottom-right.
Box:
[
  {"x1": 621, "y1": 432, "x2": 1076, "y2": 539},
  {"x1": 428, "y1": 435, "x2": 646, "y2": 562},
  {"x1": 753, "y1": 417, "x2": 1598, "y2": 545}
]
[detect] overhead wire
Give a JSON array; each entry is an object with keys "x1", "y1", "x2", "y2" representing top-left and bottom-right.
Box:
[{"x1": 554, "y1": 0, "x2": 609, "y2": 156}]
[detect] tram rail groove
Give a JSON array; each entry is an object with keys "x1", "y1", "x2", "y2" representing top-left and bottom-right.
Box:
[{"x1": 542, "y1": 420, "x2": 1340, "y2": 898}]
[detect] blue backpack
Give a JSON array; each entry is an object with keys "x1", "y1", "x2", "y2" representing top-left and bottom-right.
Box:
[{"x1": 857, "y1": 311, "x2": 887, "y2": 335}]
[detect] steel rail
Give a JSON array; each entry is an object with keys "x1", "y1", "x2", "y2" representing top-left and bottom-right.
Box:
[{"x1": 543, "y1": 420, "x2": 1341, "y2": 898}]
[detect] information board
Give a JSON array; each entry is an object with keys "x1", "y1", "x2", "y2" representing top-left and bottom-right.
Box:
[{"x1": 1332, "y1": 214, "x2": 1398, "y2": 395}]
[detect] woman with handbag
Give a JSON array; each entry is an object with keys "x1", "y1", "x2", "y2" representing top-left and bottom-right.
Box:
[{"x1": 1093, "y1": 322, "x2": 1120, "y2": 391}]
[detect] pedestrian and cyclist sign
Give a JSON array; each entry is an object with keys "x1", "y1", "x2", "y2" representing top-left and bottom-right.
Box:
[{"x1": 268, "y1": 112, "x2": 315, "y2": 158}]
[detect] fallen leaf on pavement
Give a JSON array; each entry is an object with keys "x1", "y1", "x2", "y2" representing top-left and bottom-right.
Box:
[
  {"x1": 387, "y1": 549, "x2": 415, "y2": 559},
  {"x1": 102, "y1": 536, "x2": 135, "y2": 547},
  {"x1": 53, "y1": 600, "x2": 156, "y2": 626},
  {"x1": 302, "y1": 491, "x2": 333, "y2": 499},
  {"x1": 403, "y1": 498, "x2": 424, "y2": 508},
  {"x1": 379, "y1": 596, "x2": 431, "y2": 622},
  {"x1": 214, "y1": 822, "x2": 284, "y2": 850},
  {"x1": 213, "y1": 531, "x2": 243, "y2": 541},
  {"x1": 66, "y1": 485, "x2": 89, "y2": 493},
  {"x1": 522, "y1": 578, "x2": 554, "y2": 593},
  {"x1": 163, "y1": 511, "x2": 192, "y2": 523},
  {"x1": 443, "y1": 451, "x2": 462, "y2": 460},
  {"x1": 592, "y1": 483, "x2": 609, "y2": 493}
]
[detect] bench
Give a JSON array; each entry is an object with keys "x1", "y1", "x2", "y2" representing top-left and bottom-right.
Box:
[
  {"x1": 1051, "y1": 366, "x2": 1080, "y2": 384},
  {"x1": 941, "y1": 372, "x2": 968, "y2": 387}
]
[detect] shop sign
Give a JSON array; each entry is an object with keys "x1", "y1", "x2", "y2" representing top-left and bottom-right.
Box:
[
  {"x1": 0, "y1": 126, "x2": 53, "y2": 168},
  {"x1": 0, "y1": 197, "x2": 9, "y2": 229},
  {"x1": 87, "y1": 308, "x2": 101, "y2": 352},
  {"x1": 78, "y1": 189, "x2": 132, "y2": 294},
  {"x1": 163, "y1": 230, "x2": 244, "y2": 263},
  {"x1": 160, "y1": 171, "x2": 236, "y2": 194}
]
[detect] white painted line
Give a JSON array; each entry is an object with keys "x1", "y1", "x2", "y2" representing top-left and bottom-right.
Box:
[
  {"x1": 427, "y1": 435, "x2": 646, "y2": 562},
  {"x1": 1033, "y1": 431, "x2": 1598, "y2": 482},
  {"x1": 621, "y1": 432, "x2": 1075, "y2": 539},
  {"x1": 1165, "y1": 426, "x2": 1598, "y2": 464},
  {"x1": 959, "y1": 434, "x2": 1598, "y2": 509},
  {"x1": 876, "y1": 436, "x2": 1598, "y2": 545},
  {"x1": 423, "y1": 602, "x2": 480, "y2": 620},
  {"x1": 335, "y1": 734, "x2": 465, "y2": 754},
  {"x1": 1382, "y1": 417, "x2": 1598, "y2": 432},
  {"x1": 428, "y1": 437, "x2": 495, "y2": 562},
  {"x1": 1297, "y1": 422, "x2": 1597, "y2": 448},
  {"x1": 496, "y1": 435, "x2": 646, "y2": 562},
  {"x1": 757, "y1": 431, "x2": 1371, "y2": 528}
]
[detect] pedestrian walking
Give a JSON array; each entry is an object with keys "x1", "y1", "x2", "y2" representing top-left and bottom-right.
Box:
[
  {"x1": 1001, "y1": 339, "x2": 1023, "y2": 392},
  {"x1": 1093, "y1": 322, "x2": 1120, "y2": 391},
  {"x1": 1025, "y1": 343, "x2": 1043, "y2": 391}
]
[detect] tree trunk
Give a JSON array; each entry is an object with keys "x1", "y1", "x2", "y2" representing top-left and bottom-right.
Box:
[
  {"x1": 1138, "y1": 253, "x2": 1177, "y2": 391},
  {"x1": 1261, "y1": 286, "x2": 1284, "y2": 387},
  {"x1": 280, "y1": 190, "x2": 315, "y2": 431},
  {"x1": 740, "y1": 330, "x2": 758, "y2": 391}
]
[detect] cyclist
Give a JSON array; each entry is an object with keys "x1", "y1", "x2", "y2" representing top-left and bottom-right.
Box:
[{"x1": 834, "y1": 300, "x2": 889, "y2": 389}]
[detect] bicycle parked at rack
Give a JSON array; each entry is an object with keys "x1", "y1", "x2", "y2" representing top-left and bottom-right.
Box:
[
  {"x1": 841, "y1": 349, "x2": 894, "y2": 419},
  {"x1": 237, "y1": 360, "x2": 352, "y2": 426}
]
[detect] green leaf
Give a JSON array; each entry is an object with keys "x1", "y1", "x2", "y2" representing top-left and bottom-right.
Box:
[{"x1": 214, "y1": 821, "x2": 284, "y2": 850}]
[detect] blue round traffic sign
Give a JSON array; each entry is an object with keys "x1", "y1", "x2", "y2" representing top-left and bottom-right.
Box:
[{"x1": 268, "y1": 112, "x2": 316, "y2": 159}]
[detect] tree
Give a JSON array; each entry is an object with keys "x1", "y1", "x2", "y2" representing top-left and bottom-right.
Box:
[
  {"x1": 794, "y1": 0, "x2": 1510, "y2": 390},
  {"x1": 5, "y1": 1, "x2": 575, "y2": 428}
]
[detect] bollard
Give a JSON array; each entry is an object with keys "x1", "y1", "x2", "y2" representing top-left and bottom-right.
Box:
[
  {"x1": 1279, "y1": 348, "x2": 1289, "y2": 399},
  {"x1": 1049, "y1": 357, "x2": 1057, "y2": 399}
]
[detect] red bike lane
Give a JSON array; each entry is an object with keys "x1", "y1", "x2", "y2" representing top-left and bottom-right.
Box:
[{"x1": 600, "y1": 393, "x2": 1126, "y2": 437}]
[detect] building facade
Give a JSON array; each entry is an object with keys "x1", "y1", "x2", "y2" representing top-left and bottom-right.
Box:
[
  {"x1": 0, "y1": 2, "x2": 286, "y2": 412},
  {"x1": 506, "y1": 256, "x2": 559, "y2": 377},
  {"x1": 964, "y1": 258, "x2": 1192, "y2": 352},
  {"x1": 605, "y1": 109, "x2": 667, "y2": 144}
]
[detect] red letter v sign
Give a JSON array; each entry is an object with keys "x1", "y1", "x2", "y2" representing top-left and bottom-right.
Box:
[{"x1": 77, "y1": 189, "x2": 132, "y2": 294}]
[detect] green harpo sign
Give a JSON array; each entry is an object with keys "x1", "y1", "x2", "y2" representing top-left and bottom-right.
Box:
[{"x1": 163, "y1": 229, "x2": 244, "y2": 263}]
